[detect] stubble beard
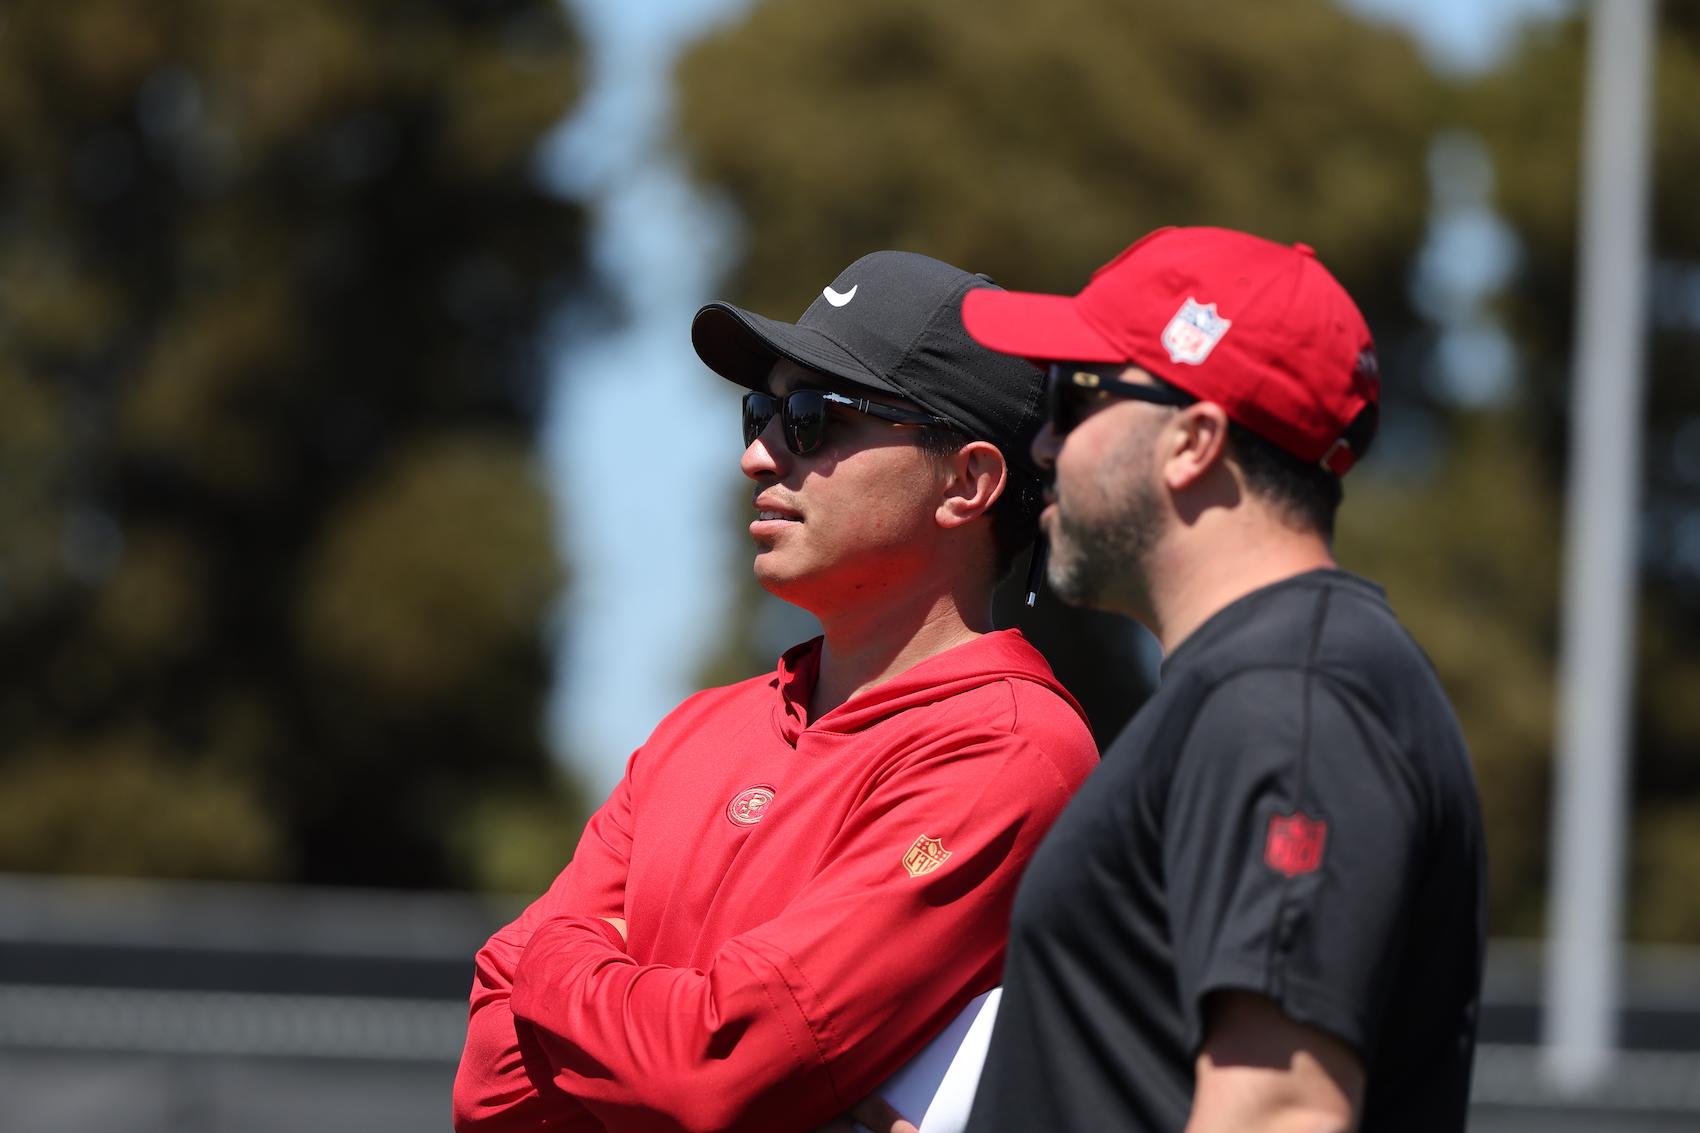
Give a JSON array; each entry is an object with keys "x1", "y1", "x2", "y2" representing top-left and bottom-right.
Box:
[{"x1": 1046, "y1": 478, "x2": 1164, "y2": 611}]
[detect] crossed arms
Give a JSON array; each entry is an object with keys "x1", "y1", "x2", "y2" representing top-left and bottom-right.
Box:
[{"x1": 454, "y1": 730, "x2": 1080, "y2": 1133}]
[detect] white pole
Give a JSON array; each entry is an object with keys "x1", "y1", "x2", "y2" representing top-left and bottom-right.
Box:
[{"x1": 1543, "y1": 0, "x2": 1658, "y2": 1093}]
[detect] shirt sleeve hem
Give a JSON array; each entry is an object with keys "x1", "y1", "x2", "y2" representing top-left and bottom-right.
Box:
[{"x1": 1190, "y1": 966, "x2": 1372, "y2": 1060}]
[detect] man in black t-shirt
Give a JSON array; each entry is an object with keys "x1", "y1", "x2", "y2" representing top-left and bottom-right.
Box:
[{"x1": 957, "y1": 227, "x2": 1486, "y2": 1132}]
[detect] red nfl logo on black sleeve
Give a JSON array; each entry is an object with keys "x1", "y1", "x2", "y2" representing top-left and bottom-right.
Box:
[{"x1": 1265, "y1": 812, "x2": 1328, "y2": 877}]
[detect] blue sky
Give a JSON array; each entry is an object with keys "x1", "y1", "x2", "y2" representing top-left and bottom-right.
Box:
[{"x1": 542, "y1": 0, "x2": 1579, "y2": 798}]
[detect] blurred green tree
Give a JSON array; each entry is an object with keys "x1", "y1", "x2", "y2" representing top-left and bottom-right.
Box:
[
  {"x1": 0, "y1": 0, "x2": 591, "y2": 890},
  {"x1": 1468, "y1": 7, "x2": 1700, "y2": 942}
]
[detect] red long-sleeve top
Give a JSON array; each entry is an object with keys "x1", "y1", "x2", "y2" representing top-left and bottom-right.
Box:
[{"x1": 452, "y1": 630, "x2": 1097, "y2": 1133}]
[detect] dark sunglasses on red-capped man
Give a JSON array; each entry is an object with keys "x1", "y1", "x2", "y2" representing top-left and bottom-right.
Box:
[
  {"x1": 742, "y1": 389, "x2": 954, "y2": 456},
  {"x1": 1045, "y1": 363, "x2": 1195, "y2": 435}
]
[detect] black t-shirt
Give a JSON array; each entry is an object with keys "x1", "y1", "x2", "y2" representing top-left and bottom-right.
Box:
[{"x1": 966, "y1": 570, "x2": 1485, "y2": 1133}]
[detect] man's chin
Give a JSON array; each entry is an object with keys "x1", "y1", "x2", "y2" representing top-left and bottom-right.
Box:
[
  {"x1": 1045, "y1": 544, "x2": 1116, "y2": 612},
  {"x1": 1046, "y1": 571, "x2": 1105, "y2": 611},
  {"x1": 752, "y1": 554, "x2": 811, "y2": 602}
]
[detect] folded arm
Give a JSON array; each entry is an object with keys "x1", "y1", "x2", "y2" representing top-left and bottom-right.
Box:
[
  {"x1": 453, "y1": 763, "x2": 638, "y2": 1132},
  {"x1": 510, "y1": 733, "x2": 1072, "y2": 1133}
]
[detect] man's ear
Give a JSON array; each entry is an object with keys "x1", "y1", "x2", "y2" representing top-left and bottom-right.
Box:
[
  {"x1": 1161, "y1": 403, "x2": 1232, "y2": 492},
  {"x1": 936, "y1": 440, "x2": 1008, "y2": 529}
]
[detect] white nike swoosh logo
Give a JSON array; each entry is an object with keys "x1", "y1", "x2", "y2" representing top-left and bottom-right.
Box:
[{"x1": 822, "y1": 284, "x2": 858, "y2": 308}]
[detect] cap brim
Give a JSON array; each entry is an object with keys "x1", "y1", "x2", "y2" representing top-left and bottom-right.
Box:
[
  {"x1": 961, "y1": 288, "x2": 1126, "y2": 364},
  {"x1": 691, "y1": 302, "x2": 903, "y2": 397}
]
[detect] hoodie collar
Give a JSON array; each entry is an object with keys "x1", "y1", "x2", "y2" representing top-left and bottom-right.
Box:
[
  {"x1": 770, "y1": 629, "x2": 1084, "y2": 747},
  {"x1": 775, "y1": 637, "x2": 823, "y2": 744}
]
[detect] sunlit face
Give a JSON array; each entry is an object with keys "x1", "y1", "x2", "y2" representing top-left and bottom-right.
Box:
[
  {"x1": 739, "y1": 359, "x2": 947, "y2": 615},
  {"x1": 1031, "y1": 367, "x2": 1174, "y2": 615}
]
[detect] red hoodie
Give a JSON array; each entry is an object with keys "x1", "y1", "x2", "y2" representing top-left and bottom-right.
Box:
[{"x1": 453, "y1": 629, "x2": 1096, "y2": 1133}]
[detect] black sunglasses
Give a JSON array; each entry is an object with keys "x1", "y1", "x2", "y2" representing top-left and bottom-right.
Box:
[
  {"x1": 1045, "y1": 363, "x2": 1196, "y2": 434},
  {"x1": 742, "y1": 388, "x2": 953, "y2": 456}
]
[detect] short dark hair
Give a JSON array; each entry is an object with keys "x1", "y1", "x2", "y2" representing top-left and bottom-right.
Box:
[
  {"x1": 1137, "y1": 375, "x2": 1347, "y2": 539},
  {"x1": 915, "y1": 425, "x2": 1043, "y2": 579},
  {"x1": 1225, "y1": 421, "x2": 1343, "y2": 538}
]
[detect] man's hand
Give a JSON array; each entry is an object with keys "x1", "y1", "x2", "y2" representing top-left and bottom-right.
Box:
[
  {"x1": 601, "y1": 918, "x2": 627, "y2": 943},
  {"x1": 1186, "y1": 991, "x2": 1362, "y2": 1133},
  {"x1": 810, "y1": 1094, "x2": 919, "y2": 1133}
]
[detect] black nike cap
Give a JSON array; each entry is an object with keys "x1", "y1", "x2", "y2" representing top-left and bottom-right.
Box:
[{"x1": 690, "y1": 250, "x2": 1047, "y2": 480}]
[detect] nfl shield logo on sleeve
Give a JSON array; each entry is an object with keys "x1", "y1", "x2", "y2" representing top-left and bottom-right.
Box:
[
  {"x1": 1161, "y1": 298, "x2": 1232, "y2": 365},
  {"x1": 902, "y1": 835, "x2": 952, "y2": 878},
  {"x1": 1264, "y1": 812, "x2": 1327, "y2": 877}
]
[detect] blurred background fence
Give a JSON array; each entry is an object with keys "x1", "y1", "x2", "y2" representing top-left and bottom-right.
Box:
[
  {"x1": 2, "y1": 873, "x2": 1700, "y2": 1132},
  {"x1": 2, "y1": 0, "x2": 1698, "y2": 1128}
]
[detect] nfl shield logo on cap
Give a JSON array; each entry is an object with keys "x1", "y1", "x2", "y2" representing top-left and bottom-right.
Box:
[
  {"x1": 960, "y1": 226, "x2": 1380, "y2": 473},
  {"x1": 1161, "y1": 297, "x2": 1233, "y2": 366}
]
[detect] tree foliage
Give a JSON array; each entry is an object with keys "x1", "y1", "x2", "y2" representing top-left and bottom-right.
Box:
[
  {"x1": 679, "y1": 0, "x2": 1436, "y2": 353},
  {"x1": 1469, "y1": 8, "x2": 1700, "y2": 941},
  {"x1": 0, "y1": 0, "x2": 591, "y2": 890}
]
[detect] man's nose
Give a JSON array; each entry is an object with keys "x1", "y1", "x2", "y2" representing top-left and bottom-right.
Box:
[{"x1": 740, "y1": 415, "x2": 789, "y2": 479}]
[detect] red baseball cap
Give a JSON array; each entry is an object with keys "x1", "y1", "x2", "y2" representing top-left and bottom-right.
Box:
[{"x1": 961, "y1": 227, "x2": 1380, "y2": 475}]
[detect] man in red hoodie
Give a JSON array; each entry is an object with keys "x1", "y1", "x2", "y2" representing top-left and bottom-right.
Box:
[{"x1": 453, "y1": 251, "x2": 1099, "y2": 1133}]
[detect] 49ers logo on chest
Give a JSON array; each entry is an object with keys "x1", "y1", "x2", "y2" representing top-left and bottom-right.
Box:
[
  {"x1": 725, "y1": 784, "x2": 776, "y2": 827},
  {"x1": 1264, "y1": 811, "x2": 1327, "y2": 877}
]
